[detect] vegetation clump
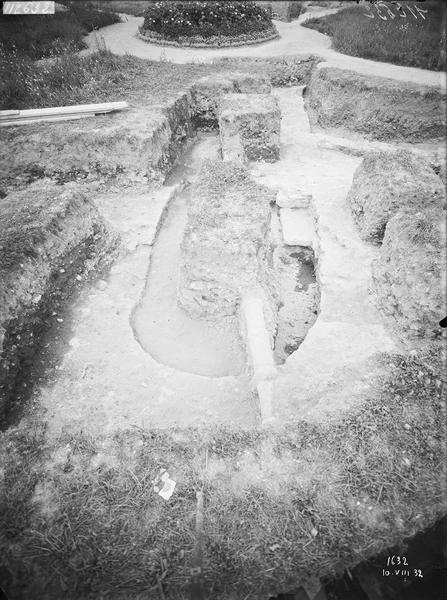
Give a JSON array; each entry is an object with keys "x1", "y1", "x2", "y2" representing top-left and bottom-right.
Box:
[
  {"x1": 0, "y1": 349, "x2": 445, "y2": 599},
  {"x1": 303, "y1": 0, "x2": 446, "y2": 71},
  {"x1": 142, "y1": 1, "x2": 275, "y2": 44}
]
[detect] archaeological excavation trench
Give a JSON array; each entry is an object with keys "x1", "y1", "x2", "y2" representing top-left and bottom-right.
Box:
[
  {"x1": 2, "y1": 64, "x2": 445, "y2": 433},
  {"x1": 0, "y1": 71, "x2": 323, "y2": 431},
  {"x1": 131, "y1": 85, "x2": 321, "y2": 421},
  {"x1": 1, "y1": 55, "x2": 446, "y2": 600}
]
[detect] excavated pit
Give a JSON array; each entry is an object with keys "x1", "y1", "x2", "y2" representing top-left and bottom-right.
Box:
[
  {"x1": 132, "y1": 131, "x2": 320, "y2": 380},
  {"x1": 274, "y1": 244, "x2": 319, "y2": 363},
  {"x1": 132, "y1": 133, "x2": 246, "y2": 377}
]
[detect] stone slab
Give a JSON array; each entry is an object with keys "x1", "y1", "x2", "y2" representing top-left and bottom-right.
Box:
[
  {"x1": 280, "y1": 207, "x2": 315, "y2": 247},
  {"x1": 276, "y1": 187, "x2": 311, "y2": 209}
]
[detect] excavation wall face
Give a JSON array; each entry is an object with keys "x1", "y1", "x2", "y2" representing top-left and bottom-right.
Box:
[
  {"x1": 190, "y1": 72, "x2": 271, "y2": 129},
  {"x1": 372, "y1": 207, "x2": 447, "y2": 340},
  {"x1": 348, "y1": 150, "x2": 446, "y2": 244},
  {"x1": 219, "y1": 93, "x2": 281, "y2": 162},
  {"x1": 0, "y1": 183, "x2": 116, "y2": 423},
  {"x1": 304, "y1": 65, "x2": 447, "y2": 142},
  {"x1": 0, "y1": 98, "x2": 196, "y2": 191},
  {"x1": 0, "y1": 73, "x2": 275, "y2": 194},
  {"x1": 178, "y1": 160, "x2": 279, "y2": 331},
  {"x1": 190, "y1": 75, "x2": 235, "y2": 130}
]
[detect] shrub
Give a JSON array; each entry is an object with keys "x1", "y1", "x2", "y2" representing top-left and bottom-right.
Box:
[
  {"x1": 289, "y1": 1, "x2": 304, "y2": 20},
  {"x1": 142, "y1": 1, "x2": 273, "y2": 40}
]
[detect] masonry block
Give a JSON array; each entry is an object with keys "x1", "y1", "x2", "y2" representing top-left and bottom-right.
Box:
[
  {"x1": 178, "y1": 160, "x2": 279, "y2": 329},
  {"x1": 190, "y1": 74, "x2": 235, "y2": 128},
  {"x1": 190, "y1": 73, "x2": 272, "y2": 128}
]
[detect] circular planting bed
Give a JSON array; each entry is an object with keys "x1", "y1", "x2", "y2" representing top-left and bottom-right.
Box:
[{"x1": 139, "y1": 0, "x2": 279, "y2": 48}]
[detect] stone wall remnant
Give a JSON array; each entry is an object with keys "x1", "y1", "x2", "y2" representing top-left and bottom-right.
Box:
[
  {"x1": 372, "y1": 207, "x2": 446, "y2": 341},
  {"x1": 348, "y1": 149, "x2": 445, "y2": 244},
  {"x1": 178, "y1": 160, "x2": 279, "y2": 335}
]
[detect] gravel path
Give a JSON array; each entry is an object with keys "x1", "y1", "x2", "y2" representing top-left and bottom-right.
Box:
[{"x1": 84, "y1": 8, "x2": 446, "y2": 89}]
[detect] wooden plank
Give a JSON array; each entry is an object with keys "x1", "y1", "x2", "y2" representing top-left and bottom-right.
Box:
[
  {"x1": 0, "y1": 101, "x2": 128, "y2": 118},
  {"x1": 2, "y1": 112, "x2": 97, "y2": 122},
  {"x1": 0, "y1": 113, "x2": 97, "y2": 127},
  {"x1": 0, "y1": 101, "x2": 128, "y2": 122}
]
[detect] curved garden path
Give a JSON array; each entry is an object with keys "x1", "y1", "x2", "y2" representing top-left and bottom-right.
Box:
[{"x1": 84, "y1": 8, "x2": 446, "y2": 89}]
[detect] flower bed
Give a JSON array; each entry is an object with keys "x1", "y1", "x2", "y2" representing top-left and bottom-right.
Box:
[
  {"x1": 140, "y1": 1, "x2": 277, "y2": 47},
  {"x1": 137, "y1": 25, "x2": 279, "y2": 48}
]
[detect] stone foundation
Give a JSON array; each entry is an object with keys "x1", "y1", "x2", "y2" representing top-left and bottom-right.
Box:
[{"x1": 178, "y1": 160, "x2": 278, "y2": 333}]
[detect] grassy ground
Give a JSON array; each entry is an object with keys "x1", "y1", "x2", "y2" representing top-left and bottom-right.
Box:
[
  {"x1": 0, "y1": 1, "x2": 120, "y2": 60},
  {"x1": 0, "y1": 50, "x2": 318, "y2": 111},
  {"x1": 303, "y1": 0, "x2": 446, "y2": 71},
  {"x1": 0, "y1": 350, "x2": 445, "y2": 598}
]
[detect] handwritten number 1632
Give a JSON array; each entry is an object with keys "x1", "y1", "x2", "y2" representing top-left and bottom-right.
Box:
[{"x1": 386, "y1": 556, "x2": 409, "y2": 567}]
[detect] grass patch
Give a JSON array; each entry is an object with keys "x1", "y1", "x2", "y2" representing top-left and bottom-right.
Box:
[
  {"x1": 408, "y1": 212, "x2": 441, "y2": 246},
  {"x1": 0, "y1": 423, "x2": 46, "y2": 540},
  {"x1": 0, "y1": 1, "x2": 120, "y2": 60},
  {"x1": 0, "y1": 351, "x2": 445, "y2": 598},
  {"x1": 0, "y1": 51, "x2": 319, "y2": 111},
  {"x1": 0, "y1": 50, "x2": 215, "y2": 110},
  {"x1": 303, "y1": 1, "x2": 446, "y2": 71}
]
